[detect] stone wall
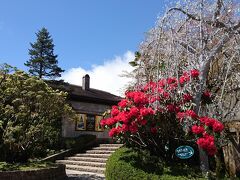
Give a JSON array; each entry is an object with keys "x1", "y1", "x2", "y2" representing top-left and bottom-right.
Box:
[
  {"x1": 62, "y1": 100, "x2": 110, "y2": 139},
  {"x1": 0, "y1": 164, "x2": 66, "y2": 180}
]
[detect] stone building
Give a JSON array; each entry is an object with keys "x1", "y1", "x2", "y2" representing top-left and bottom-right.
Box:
[{"x1": 61, "y1": 74, "x2": 121, "y2": 140}]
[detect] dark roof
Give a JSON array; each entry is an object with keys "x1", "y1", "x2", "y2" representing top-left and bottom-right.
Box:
[{"x1": 47, "y1": 80, "x2": 122, "y2": 105}]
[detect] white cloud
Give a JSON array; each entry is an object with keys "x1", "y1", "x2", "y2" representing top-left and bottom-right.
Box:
[{"x1": 61, "y1": 51, "x2": 135, "y2": 96}]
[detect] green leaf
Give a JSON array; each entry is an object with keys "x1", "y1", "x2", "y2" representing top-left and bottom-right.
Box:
[{"x1": 129, "y1": 61, "x2": 138, "y2": 67}]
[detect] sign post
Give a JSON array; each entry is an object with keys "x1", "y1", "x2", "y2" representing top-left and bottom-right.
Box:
[{"x1": 175, "y1": 145, "x2": 194, "y2": 159}]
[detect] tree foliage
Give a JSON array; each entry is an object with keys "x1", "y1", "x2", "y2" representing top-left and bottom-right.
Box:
[
  {"x1": 0, "y1": 65, "x2": 76, "y2": 162},
  {"x1": 25, "y1": 27, "x2": 64, "y2": 79}
]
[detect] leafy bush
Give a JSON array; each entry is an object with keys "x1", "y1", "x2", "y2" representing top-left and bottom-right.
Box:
[
  {"x1": 0, "y1": 65, "x2": 77, "y2": 162},
  {"x1": 105, "y1": 147, "x2": 204, "y2": 180},
  {"x1": 105, "y1": 147, "x2": 163, "y2": 180}
]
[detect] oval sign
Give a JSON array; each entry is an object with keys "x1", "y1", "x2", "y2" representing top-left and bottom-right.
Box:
[{"x1": 175, "y1": 145, "x2": 194, "y2": 159}]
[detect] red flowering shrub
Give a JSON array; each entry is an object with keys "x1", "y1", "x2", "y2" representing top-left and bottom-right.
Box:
[
  {"x1": 101, "y1": 69, "x2": 224, "y2": 158},
  {"x1": 190, "y1": 69, "x2": 200, "y2": 78},
  {"x1": 191, "y1": 125, "x2": 205, "y2": 134}
]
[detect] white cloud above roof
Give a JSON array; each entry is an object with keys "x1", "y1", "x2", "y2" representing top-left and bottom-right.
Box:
[{"x1": 61, "y1": 51, "x2": 135, "y2": 96}]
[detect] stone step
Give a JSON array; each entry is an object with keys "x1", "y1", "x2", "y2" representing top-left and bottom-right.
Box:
[
  {"x1": 56, "y1": 160, "x2": 106, "y2": 168},
  {"x1": 75, "y1": 153, "x2": 111, "y2": 158},
  {"x1": 92, "y1": 146, "x2": 120, "y2": 151},
  {"x1": 66, "y1": 164, "x2": 105, "y2": 174},
  {"x1": 66, "y1": 156, "x2": 108, "y2": 163},
  {"x1": 99, "y1": 143, "x2": 123, "y2": 148},
  {"x1": 85, "y1": 149, "x2": 114, "y2": 154},
  {"x1": 66, "y1": 169, "x2": 105, "y2": 178}
]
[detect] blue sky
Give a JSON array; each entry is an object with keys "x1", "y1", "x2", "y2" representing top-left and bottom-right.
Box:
[{"x1": 0, "y1": 0, "x2": 176, "y2": 95}]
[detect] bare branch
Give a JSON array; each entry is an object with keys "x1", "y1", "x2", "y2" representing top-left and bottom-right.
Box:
[
  {"x1": 214, "y1": 0, "x2": 223, "y2": 21},
  {"x1": 168, "y1": 7, "x2": 227, "y2": 29},
  {"x1": 233, "y1": 21, "x2": 240, "y2": 31},
  {"x1": 168, "y1": 7, "x2": 200, "y2": 21},
  {"x1": 179, "y1": 41, "x2": 197, "y2": 54}
]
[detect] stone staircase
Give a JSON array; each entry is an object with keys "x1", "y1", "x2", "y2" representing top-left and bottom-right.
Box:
[{"x1": 56, "y1": 144, "x2": 122, "y2": 177}]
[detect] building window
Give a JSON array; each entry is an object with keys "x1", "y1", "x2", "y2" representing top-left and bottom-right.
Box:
[
  {"x1": 76, "y1": 114, "x2": 86, "y2": 131},
  {"x1": 86, "y1": 114, "x2": 95, "y2": 131},
  {"x1": 76, "y1": 113, "x2": 103, "y2": 132},
  {"x1": 95, "y1": 115, "x2": 104, "y2": 132}
]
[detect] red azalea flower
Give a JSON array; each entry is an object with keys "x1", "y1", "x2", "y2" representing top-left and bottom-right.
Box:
[
  {"x1": 168, "y1": 84, "x2": 177, "y2": 91},
  {"x1": 167, "y1": 77, "x2": 177, "y2": 84},
  {"x1": 199, "y1": 116, "x2": 208, "y2": 124},
  {"x1": 157, "y1": 87, "x2": 164, "y2": 94},
  {"x1": 111, "y1": 108, "x2": 119, "y2": 117},
  {"x1": 133, "y1": 92, "x2": 148, "y2": 105},
  {"x1": 206, "y1": 141, "x2": 217, "y2": 156},
  {"x1": 117, "y1": 112, "x2": 130, "y2": 124},
  {"x1": 139, "y1": 119, "x2": 147, "y2": 125},
  {"x1": 167, "y1": 104, "x2": 176, "y2": 113},
  {"x1": 140, "y1": 107, "x2": 154, "y2": 116},
  {"x1": 150, "y1": 127, "x2": 157, "y2": 134},
  {"x1": 143, "y1": 81, "x2": 156, "y2": 92},
  {"x1": 197, "y1": 134, "x2": 217, "y2": 156},
  {"x1": 191, "y1": 125, "x2": 205, "y2": 134},
  {"x1": 183, "y1": 93, "x2": 193, "y2": 102},
  {"x1": 105, "y1": 118, "x2": 116, "y2": 126},
  {"x1": 203, "y1": 90, "x2": 211, "y2": 98},
  {"x1": 185, "y1": 110, "x2": 198, "y2": 119},
  {"x1": 109, "y1": 128, "x2": 120, "y2": 137},
  {"x1": 179, "y1": 76, "x2": 186, "y2": 84},
  {"x1": 121, "y1": 124, "x2": 129, "y2": 132},
  {"x1": 190, "y1": 69, "x2": 200, "y2": 78},
  {"x1": 125, "y1": 91, "x2": 135, "y2": 99},
  {"x1": 177, "y1": 112, "x2": 185, "y2": 122},
  {"x1": 149, "y1": 96, "x2": 160, "y2": 103},
  {"x1": 118, "y1": 99, "x2": 128, "y2": 108},
  {"x1": 163, "y1": 92, "x2": 170, "y2": 99},
  {"x1": 129, "y1": 106, "x2": 139, "y2": 117},
  {"x1": 158, "y1": 79, "x2": 166, "y2": 88},
  {"x1": 212, "y1": 121, "x2": 224, "y2": 132},
  {"x1": 204, "y1": 118, "x2": 216, "y2": 127},
  {"x1": 197, "y1": 137, "x2": 208, "y2": 149},
  {"x1": 175, "y1": 106, "x2": 180, "y2": 113},
  {"x1": 129, "y1": 123, "x2": 138, "y2": 133},
  {"x1": 100, "y1": 119, "x2": 106, "y2": 127},
  {"x1": 179, "y1": 72, "x2": 190, "y2": 85}
]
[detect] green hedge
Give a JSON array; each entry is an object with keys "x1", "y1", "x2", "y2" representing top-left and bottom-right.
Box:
[
  {"x1": 105, "y1": 147, "x2": 162, "y2": 180},
  {"x1": 105, "y1": 147, "x2": 205, "y2": 180}
]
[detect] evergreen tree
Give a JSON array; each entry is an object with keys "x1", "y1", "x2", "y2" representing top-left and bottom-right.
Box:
[{"x1": 25, "y1": 27, "x2": 64, "y2": 79}]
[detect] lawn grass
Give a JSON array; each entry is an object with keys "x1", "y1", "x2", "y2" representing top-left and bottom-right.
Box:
[
  {"x1": 161, "y1": 164, "x2": 205, "y2": 180},
  {"x1": 0, "y1": 161, "x2": 57, "y2": 171}
]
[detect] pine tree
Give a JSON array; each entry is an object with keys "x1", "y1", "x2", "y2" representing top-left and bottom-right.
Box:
[{"x1": 25, "y1": 27, "x2": 64, "y2": 79}]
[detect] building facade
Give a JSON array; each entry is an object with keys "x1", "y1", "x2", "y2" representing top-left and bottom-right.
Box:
[{"x1": 61, "y1": 74, "x2": 121, "y2": 140}]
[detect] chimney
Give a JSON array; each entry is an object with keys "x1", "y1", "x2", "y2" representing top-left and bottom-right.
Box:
[{"x1": 82, "y1": 74, "x2": 90, "y2": 90}]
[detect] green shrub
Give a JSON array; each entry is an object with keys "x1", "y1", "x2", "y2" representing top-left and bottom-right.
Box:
[
  {"x1": 0, "y1": 67, "x2": 77, "y2": 163},
  {"x1": 105, "y1": 147, "x2": 163, "y2": 180},
  {"x1": 105, "y1": 147, "x2": 204, "y2": 180}
]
